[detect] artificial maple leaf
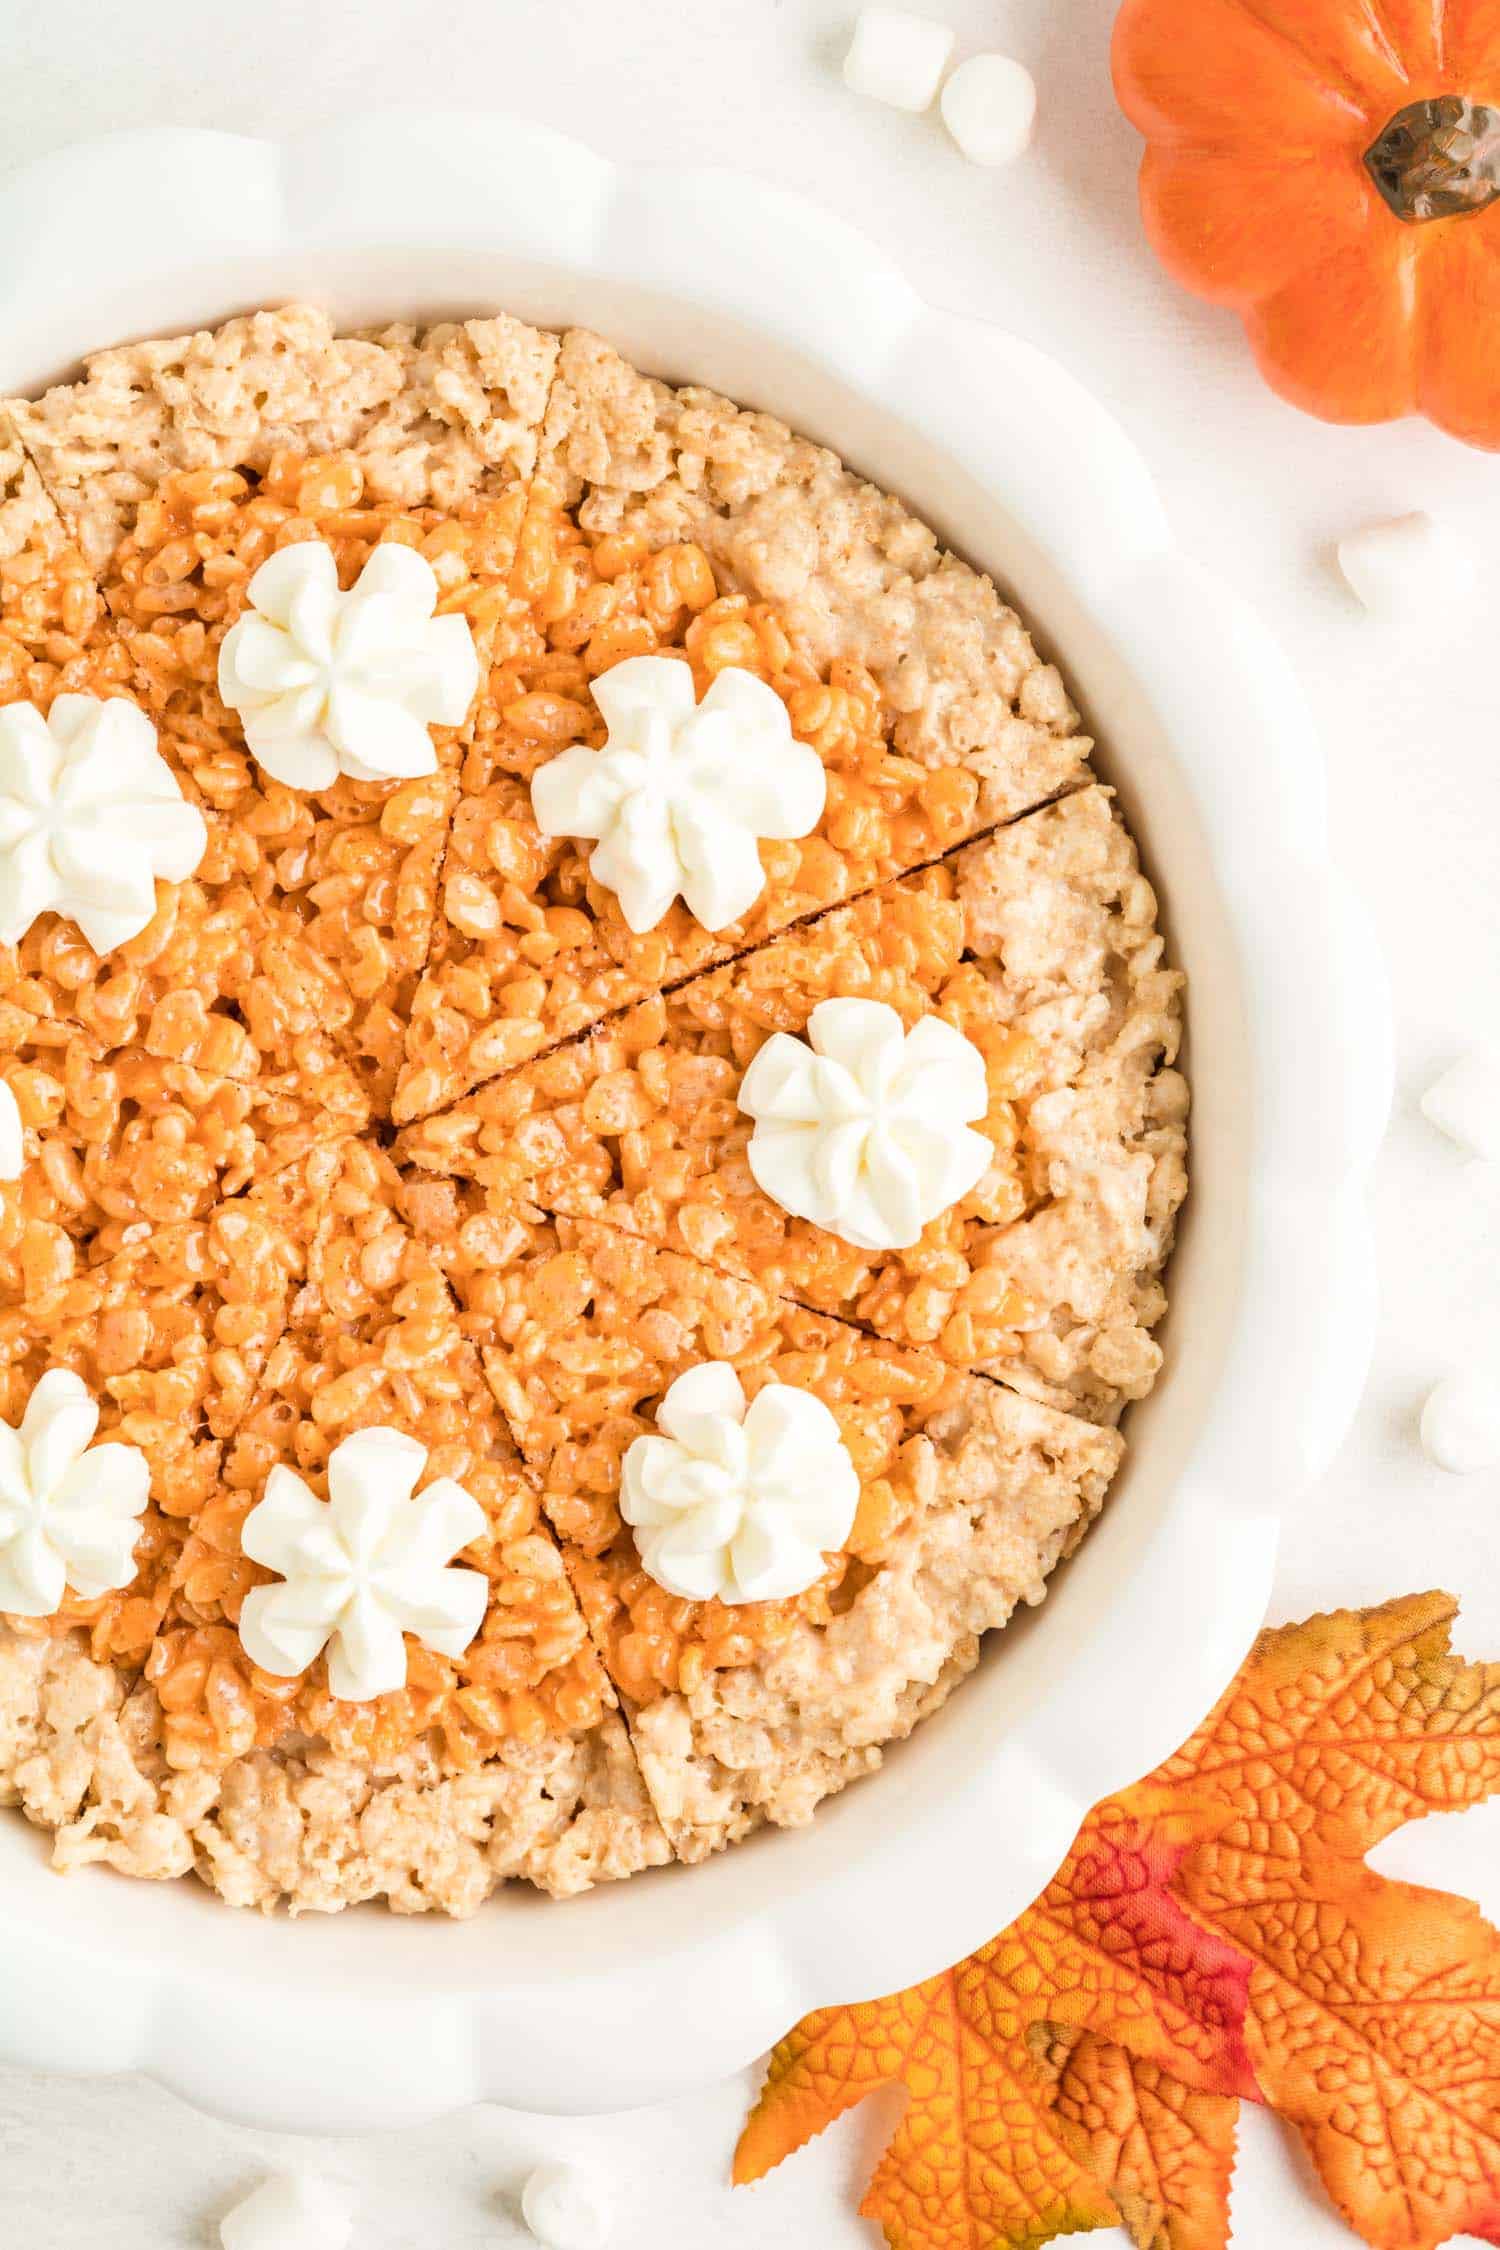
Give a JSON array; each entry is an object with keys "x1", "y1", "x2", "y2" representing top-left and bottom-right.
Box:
[
  {"x1": 732, "y1": 1812, "x2": 1258, "y2": 2247},
  {"x1": 1141, "y1": 1590, "x2": 1500, "y2": 1873},
  {"x1": 735, "y1": 1592, "x2": 1500, "y2": 2250},
  {"x1": 1030, "y1": 2025, "x2": 1238, "y2": 2250},
  {"x1": 1220, "y1": 1860, "x2": 1500, "y2": 2250},
  {"x1": 1159, "y1": 1594, "x2": 1500, "y2": 2250}
]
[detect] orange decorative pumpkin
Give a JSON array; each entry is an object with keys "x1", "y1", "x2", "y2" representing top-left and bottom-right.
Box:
[{"x1": 1112, "y1": 0, "x2": 1500, "y2": 447}]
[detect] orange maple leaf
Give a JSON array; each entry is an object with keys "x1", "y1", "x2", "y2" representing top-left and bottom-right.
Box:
[
  {"x1": 1032, "y1": 2026, "x2": 1238, "y2": 2250},
  {"x1": 735, "y1": 1593, "x2": 1500, "y2": 2250},
  {"x1": 733, "y1": 1811, "x2": 1258, "y2": 2246}
]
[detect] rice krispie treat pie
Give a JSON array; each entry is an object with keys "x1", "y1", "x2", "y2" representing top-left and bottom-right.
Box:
[{"x1": 0, "y1": 304, "x2": 1185, "y2": 1914}]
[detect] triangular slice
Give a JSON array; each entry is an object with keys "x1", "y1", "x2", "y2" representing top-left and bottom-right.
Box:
[
  {"x1": 133, "y1": 1140, "x2": 668, "y2": 1910},
  {"x1": 403, "y1": 1201, "x2": 1123, "y2": 1862},
  {"x1": 394, "y1": 330, "x2": 1095, "y2": 1121},
  {"x1": 401, "y1": 786, "x2": 1187, "y2": 1423},
  {"x1": 7, "y1": 307, "x2": 560, "y2": 1109}
]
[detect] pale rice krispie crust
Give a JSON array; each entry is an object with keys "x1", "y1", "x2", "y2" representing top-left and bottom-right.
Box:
[{"x1": 0, "y1": 307, "x2": 1186, "y2": 1914}]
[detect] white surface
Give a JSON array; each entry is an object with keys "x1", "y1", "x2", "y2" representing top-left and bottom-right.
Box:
[
  {"x1": 0, "y1": 0, "x2": 1495, "y2": 2244},
  {"x1": 1422, "y1": 1045, "x2": 1500, "y2": 1162}
]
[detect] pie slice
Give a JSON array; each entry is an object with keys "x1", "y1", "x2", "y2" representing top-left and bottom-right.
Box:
[
  {"x1": 129, "y1": 1138, "x2": 668, "y2": 1910},
  {"x1": 6, "y1": 307, "x2": 560, "y2": 1108},
  {"x1": 394, "y1": 332, "x2": 1094, "y2": 1122},
  {"x1": 402, "y1": 1201, "x2": 1123, "y2": 1860},
  {"x1": 401, "y1": 786, "x2": 1188, "y2": 1422}
]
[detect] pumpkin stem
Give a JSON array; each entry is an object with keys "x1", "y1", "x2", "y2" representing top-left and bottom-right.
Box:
[{"x1": 1365, "y1": 96, "x2": 1500, "y2": 224}]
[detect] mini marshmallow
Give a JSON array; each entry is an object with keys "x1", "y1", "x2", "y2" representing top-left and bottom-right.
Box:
[
  {"x1": 220, "y1": 2172, "x2": 352, "y2": 2250},
  {"x1": 1420, "y1": 1371, "x2": 1500, "y2": 1476},
  {"x1": 1421, "y1": 1048, "x2": 1500, "y2": 1165},
  {"x1": 1334, "y1": 512, "x2": 1472, "y2": 617},
  {"x1": 521, "y1": 2165, "x2": 614, "y2": 2250},
  {"x1": 941, "y1": 54, "x2": 1038, "y2": 166},
  {"x1": 843, "y1": 7, "x2": 955, "y2": 113}
]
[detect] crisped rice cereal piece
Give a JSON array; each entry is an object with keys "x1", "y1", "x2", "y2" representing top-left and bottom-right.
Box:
[
  {"x1": 0, "y1": 1025, "x2": 367, "y2": 1308},
  {"x1": 417, "y1": 1209, "x2": 1121, "y2": 1857},
  {"x1": 0, "y1": 1625, "x2": 196, "y2": 1884},
  {"x1": 0, "y1": 1612, "x2": 667, "y2": 1911},
  {"x1": 625, "y1": 1373, "x2": 1119, "y2": 1859},
  {"x1": 0, "y1": 409, "x2": 70, "y2": 567},
  {"x1": 395, "y1": 463, "x2": 1076, "y2": 1119},
  {"x1": 8, "y1": 305, "x2": 558, "y2": 1107}
]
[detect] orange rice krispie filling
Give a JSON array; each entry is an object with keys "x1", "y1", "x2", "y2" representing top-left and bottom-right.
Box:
[
  {"x1": 399, "y1": 861, "x2": 1041, "y2": 1367},
  {"x1": 0, "y1": 310, "x2": 1179, "y2": 1909},
  {"x1": 143, "y1": 1137, "x2": 612, "y2": 1777},
  {"x1": 0, "y1": 1024, "x2": 363, "y2": 1308},
  {"x1": 394, "y1": 480, "x2": 992, "y2": 1118}
]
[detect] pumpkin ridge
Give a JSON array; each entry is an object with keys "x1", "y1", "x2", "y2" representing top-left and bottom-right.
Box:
[
  {"x1": 1113, "y1": 0, "x2": 1388, "y2": 147},
  {"x1": 1413, "y1": 215, "x2": 1500, "y2": 445},
  {"x1": 1232, "y1": 0, "x2": 1404, "y2": 112},
  {"x1": 1353, "y1": 0, "x2": 1418, "y2": 87},
  {"x1": 1361, "y1": 0, "x2": 1448, "y2": 77}
]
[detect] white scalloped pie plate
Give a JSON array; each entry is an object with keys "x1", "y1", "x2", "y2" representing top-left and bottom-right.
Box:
[{"x1": 0, "y1": 115, "x2": 1392, "y2": 2129}]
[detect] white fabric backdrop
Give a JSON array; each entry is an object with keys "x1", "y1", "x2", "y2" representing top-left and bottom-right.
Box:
[{"x1": 1, "y1": 1, "x2": 1497, "y2": 2241}]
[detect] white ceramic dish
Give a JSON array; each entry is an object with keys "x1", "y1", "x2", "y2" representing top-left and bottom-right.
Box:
[{"x1": 0, "y1": 114, "x2": 1392, "y2": 2131}]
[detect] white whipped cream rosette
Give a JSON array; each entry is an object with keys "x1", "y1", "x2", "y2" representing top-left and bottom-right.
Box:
[
  {"x1": 236, "y1": 1426, "x2": 489, "y2": 1703},
  {"x1": 0, "y1": 1369, "x2": 151, "y2": 1617},
  {"x1": 217, "y1": 539, "x2": 480, "y2": 790},
  {"x1": 530, "y1": 654, "x2": 827, "y2": 933},
  {"x1": 738, "y1": 996, "x2": 994, "y2": 1251},
  {"x1": 0, "y1": 694, "x2": 207, "y2": 953},
  {"x1": 621, "y1": 1362, "x2": 859, "y2": 1605}
]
